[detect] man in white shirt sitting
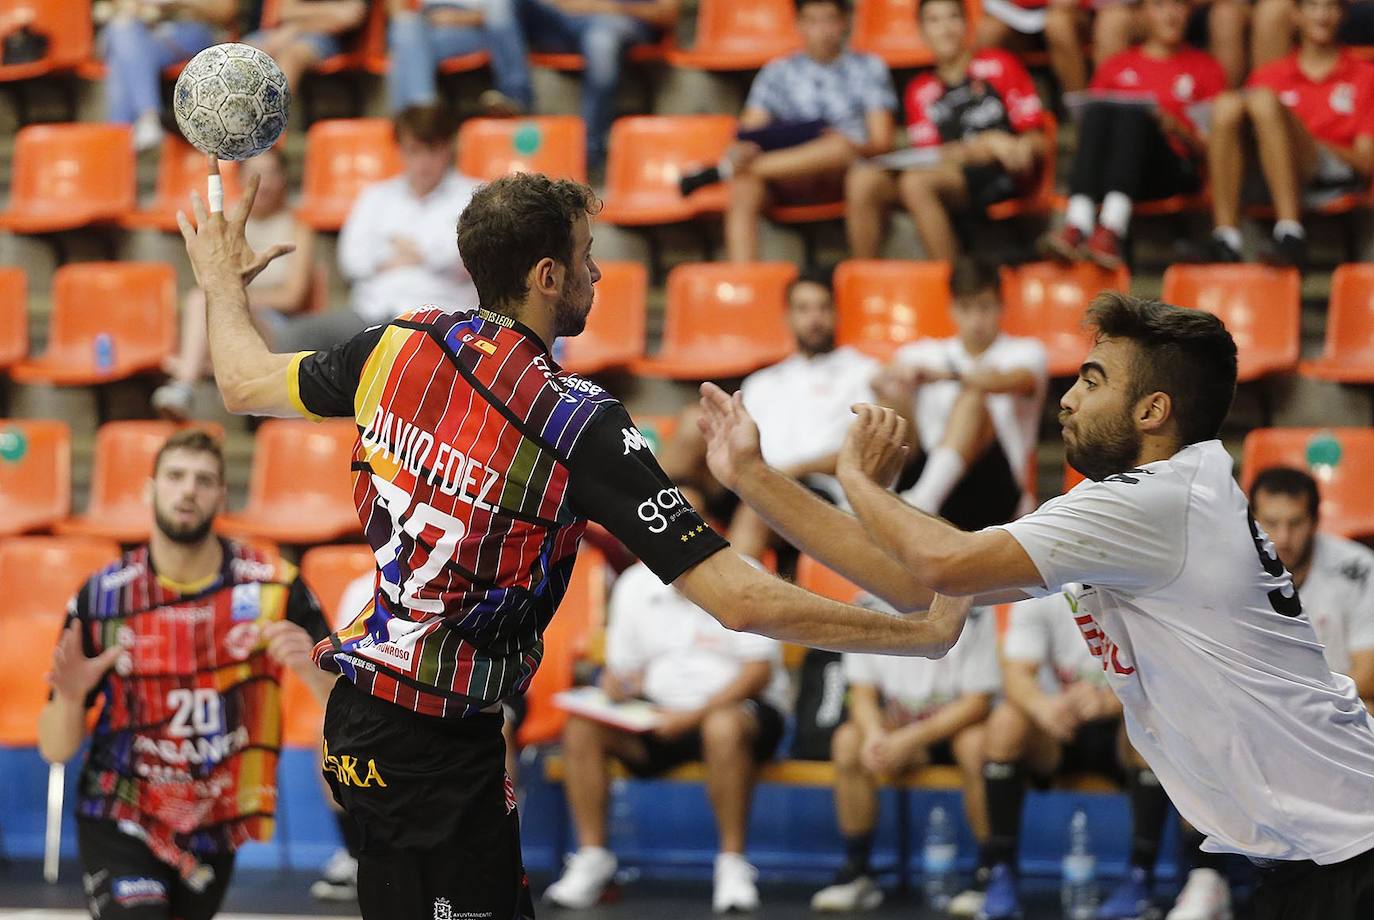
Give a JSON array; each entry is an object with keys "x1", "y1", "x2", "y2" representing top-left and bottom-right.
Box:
[
  {"x1": 276, "y1": 105, "x2": 482, "y2": 351},
  {"x1": 544, "y1": 507, "x2": 790, "y2": 914},
  {"x1": 873, "y1": 272, "x2": 1048, "y2": 531},
  {"x1": 810, "y1": 603, "x2": 999, "y2": 913}
]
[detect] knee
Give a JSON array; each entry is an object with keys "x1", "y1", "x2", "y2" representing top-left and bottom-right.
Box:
[
  {"x1": 831, "y1": 720, "x2": 865, "y2": 771},
  {"x1": 982, "y1": 703, "x2": 1029, "y2": 762},
  {"x1": 845, "y1": 165, "x2": 887, "y2": 202},
  {"x1": 953, "y1": 725, "x2": 987, "y2": 776},
  {"x1": 562, "y1": 715, "x2": 603, "y2": 752},
  {"x1": 701, "y1": 707, "x2": 752, "y2": 755},
  {"x1": 1211, "y1": 91, "x2": 1247, "y2": 129},
  {"x1": 898, "y1": 168, "x2": 940, "y2": 202},
  {"x1": 1245, "y1": 87, "x2": 1284, "y2": 121},
  {"x1": 581, "y1": 21, "x2": 631, "y2": 80}
]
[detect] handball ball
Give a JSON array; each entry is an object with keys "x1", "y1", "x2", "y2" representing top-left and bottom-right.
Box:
[{"x1": 173, "y1": 43, "x2": 290, "y2": 162}]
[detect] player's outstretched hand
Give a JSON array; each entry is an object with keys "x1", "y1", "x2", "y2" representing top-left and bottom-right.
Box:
[
  {"x1": 177, "y1": 156, "x2": 295, "y2": 291},
  {"x1": 47, "y1": 622, "x2": 123, "y2": 705},
  {"x1": 262, "y1": 620, "x2": 319, "y2": 678},
  {"x1": 698, "y1": 382, "x2": 764, "y2": 492},
  {"x1": 838, "y1": 403, "x2": 911, "y2": 490}
]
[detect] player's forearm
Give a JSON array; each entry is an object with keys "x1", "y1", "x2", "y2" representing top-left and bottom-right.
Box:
[
  {"x1": 37, "y1": 699, "x2": 87, "y2": 764},
  {"x1": 780, "y1": 451, "x2": 839, "y2": 480},
  {"x1": 897, "y1": 692, "x2": 990, "y2": 748},
  {"x1": 202, "y1": 267, "x2": 297, "y2": 415}
]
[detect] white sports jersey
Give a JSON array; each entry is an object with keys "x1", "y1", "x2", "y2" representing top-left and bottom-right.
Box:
[
  {"x1": 997, "y1": 440, "x2": 1374, "y2": 864},
  {"x1": 1298, "y1": 533, "x2": 1374, "y2": 677},
  {"x1": 1003, "y1": 587, "x2": 1109, "y2": 694},
  {"x1": 741, "y1": 347, "x2": 878, "y2": 470}
]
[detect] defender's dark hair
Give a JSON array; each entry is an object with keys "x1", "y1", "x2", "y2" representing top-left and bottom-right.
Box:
[
  {"x1": 1250, "y1": 466, "x2": 1321, "y2": 520},
  {"x1": 456, "y1": 174, "x2": 602, "y2": 312},
  {"x1": 786, "y1": 264, "x2": 836, "y2": 302},
  {"x1": 392, "y1": 104, "x2": 457, "y2": 146},
  {"x1": 1086, "y1": 292, "x2": 1238, "y2": 445},
  {"x1": 950, "y1": 259, "x2": 998, "y2": 302},
  {"x1": 153, "y1": 428, "x2": 225, "y2": 482},
  {"x1": 796, "y1": 0, "x2": 850, "y2": 14}
]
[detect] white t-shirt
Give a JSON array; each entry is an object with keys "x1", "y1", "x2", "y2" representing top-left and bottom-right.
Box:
[
  {"x1": 843, "y1": 603, "x2": 1000, "y2": 725},
  {"x1": 337, "y1": 572, "x2": 374, "y2": 631},
  {"x1": 1298, "y1": 533, "x2": 1374, "y2": 677},
  {"x1": 892, "y1": 334, "x2": 1048, "y2": 492},
  {"x1": 605, "y1": 563, "x2": 789, "y2": 713},
  {"x1": 1002, "y1": 587, "x2": 1108, "y2": 694},
  {"x1": 998, "y1": 440, "x2": 1374, "y2": 864}
]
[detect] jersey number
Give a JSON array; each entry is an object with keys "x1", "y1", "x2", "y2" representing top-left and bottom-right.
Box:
[
  {"x1": 371, "y1": 474, "x2": 468, "y2": 614},
  {"x1": 1248, "y1": 516, "x2": 1303, "y2": 617},
  {"x1": 167, "y1": 688, "x2": 222, "y2": 737}
]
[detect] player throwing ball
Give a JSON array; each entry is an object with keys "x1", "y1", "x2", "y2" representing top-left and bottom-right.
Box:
[{"x1": 700, "y1": 292, "x2": 1374, "y2": 920}]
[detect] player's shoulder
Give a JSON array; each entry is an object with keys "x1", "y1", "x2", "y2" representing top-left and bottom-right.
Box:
[
  {"x1": 224, "y1": 539, "x2": 294, "y2": 585},
  {"x1": 971, "y1": 48, "x2": 1027, "y2": 81},
  {"x1": 1247, "y1": 54, "x2": 1296, "y2": 89},
  {"x1": 907, "y1": 70, "x2": 943, "y2": 101},
  {"x1": 75, "y1": 548, "x2": 147, "y2": 618}
]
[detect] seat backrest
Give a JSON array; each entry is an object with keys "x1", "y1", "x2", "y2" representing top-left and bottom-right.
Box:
[
  {"x1": 604, "y1": 115, "x2": 738, "y2": 201},
  {"x1": 1161, "y1": 265, "x2": 1300, "y2": 380},
  {"x1": 246, "y1": 419, "x2": 357, "y2": 511},
  {"x1": 692, "y1": 0, "x2": 801, "y2": 56},
  {"x1": 85, "y1": 421, "x2": 179, "y2": 518},
  {"x1": 0, "y1": 419, "x2": 70, "y2": 528},
  {"x1": 661, "y1": 262, "x2": 798, "y2": 357},
  {"x1": 300, "y1": 118, "x2": 402, "y2": 221},
  {"x1": 151, "y1": 135, "x2": 243, "y2": 214},
  {"x1": 630, "y1": 414, "x2": 680, "y2": 456},
  {"x1": 1063, "y1": 463, "x2": 1085, "y2": 494},
  {"x1": 561, "y1": 261, "x2": 647, "y2": 369},
  {"x1": 999, "y1": 262, "x2": 1130, "y2": 377},
  {"x1": 850, "y1": 0, "x2": 978, "y2": 66},
  {"x1": 47, "y1": 262, "x2": 177, "y2": 362},
  {"x1": 0, "y1": 0, "x2": 93, "y2": 69},
  {"x1": 1240, "y1": 427, "x2": 1374, "y2": 537},
  {"x1": 457, "y1": 117, "x2": 586, "y2": 182},
  {"x1": 0, "y1": 267, "x2": 27, "y2": 368},
  {"x1": 833, "y1": 260, "x2": 953, "y2": 360},
  {"x1": 300, "y1": 544, "x2": 376, "y2": 625},
  {"x1": 9, "y1": 123, "x2": 135, "y2": 221},
  {"x1": 1323, "y1": 263, "x2": 1374, "y2": 359},
  {"x1": 795, "y1": 555, "x2": 864, "y2": 604}
]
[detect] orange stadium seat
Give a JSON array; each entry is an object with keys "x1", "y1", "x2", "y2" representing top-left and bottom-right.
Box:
[
  {"x1": 0, "y1": 0, "x2": 93, "y2": 81},
  {"x1": 634, "y1": 262, "x2": 797, "y2": 379},
  {"x1": 1000, "y1": 262, "x2": 1130, "y2": 377},
  {"x1": 0, "y1": 536, "x2": 121, "y2": 745},
  {"x1": 833, "y1": 260, "x2": 953, "y2": 361},
  {"x1": 126, "y1": 135, "x2": 244, "y2": 232},
  {"x1": 0, "y1": 267, "x2": 27, "y2": 370},
  {"x1": 218, "y1": 419, "x2": 361, "y2": 544},
  {"x1": 519, "y1": 546, "x2": 608, "y2": 747},
  {"x1": 795, "y1": 555, "x2": 864, "y2": 604},
  {"x1": 301, "y1": 544, "x2": 376, "y2": 626},
  {"x1": 600, "y1": 115, "x2": 737, "y2": 226},
  {"x1": 1241, "y1": 428, "x2": 1374, "y2": 539},
  {"x1": 528, "y1": 34, "x2": 674, "y2": 71},
  {"x1": 0, "y1": 419, "x2": 70, "y2": 536},
  {"x1": 1300, "y1": 264, "x2": 1374, "y2": 384},
  {"x1": 1161, "y1": 264, "x2": 1300, "y2": 382},
  {"x1": 561, "y1": 261, "x2": 647, "y2": 375},
  {"x1": 10, "y1": 262, "x2": 176, "y2": 386},
  {"x1": 850, "y1": 0, "x2": 980, "y2": 68},
  {"x1": 630, "y1": 414, "x2": 679, "y2": 454},
  {"x1": 296, "y1": 118, "x2": 401, "y2": 231},
  {"x1": 1063, "y1": 463, "x2": 1085, "y2": 494},
  {"x1": 457, "y1": 116, "x2": 586, "y2": 182},
  {"x1": 668, "y1": 0, "x2": 802, "y2": 70},
  {"x1": 0, "y1": 124, "x2": 135, "y2": 234}
]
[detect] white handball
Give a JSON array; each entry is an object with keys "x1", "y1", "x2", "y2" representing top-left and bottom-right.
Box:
[{"x1": 172, "y1": 43, "x2": 290, "y2": 162}]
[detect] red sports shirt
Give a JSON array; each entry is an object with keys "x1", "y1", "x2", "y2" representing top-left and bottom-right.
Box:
[
  {"x1": 905, "y1": 48, "x2": 1045, "y2": 148},
  {"x1": 1090, "y1": 46, "x2": 1227, "y2": 136},
  {"x1": 1248, "y1": 52, "x2": 1374, "y2": 150}
]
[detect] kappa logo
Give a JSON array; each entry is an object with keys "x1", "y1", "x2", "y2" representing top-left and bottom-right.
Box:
[
  {"x1": 622, "y1": 427, "x2": 650, "y2": 455},
  {"x1": 322, "y1": 740, "x2": 388, "y2": 788}
]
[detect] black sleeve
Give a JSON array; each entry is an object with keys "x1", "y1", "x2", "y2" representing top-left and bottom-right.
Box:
[
  {"x1": 566, "y1": 405, "x2": 728, "y2": 584},
  {"x1": 285, "y1": 577, "x2": 332, "y2": 644},
  {"x1": 294, "y1": 323, "x2": 388, "y2": 419},
  {"x1": 54, "y1": 585, "x2": 103, "y2": 709}
]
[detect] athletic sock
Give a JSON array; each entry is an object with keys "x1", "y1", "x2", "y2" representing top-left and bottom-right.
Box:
[
  {"x1": 1066, "y1": 195, "x2": 1096, "y2": 235},
  {"x1": 335, "y1": 809, "x2": 363, "y2": 858},
  {"x1": 843, "y1": 831, "x2": 876, "y2": 878},
  {"x1": 679, "y1": 165, "x2": 722, "y2": 197},
  {"x1": 1212, "y1": 226, "x2": 1243, "y2": 254},
  {"x1": 907, "y1": 446, "x2": 966, "y2": 516},
  {"x1": 1099, "y1": 191, "x2": 1133, "y2": 237},
  {"x1": 1127, "y1": 767, "x2": 1167, "y2": 879},
  {"x1": 1273, "y1": 219, "x2": 1305, "y2": 241},
  {"x1": 982, "y1": 761, "x2": 1026, "y2": 869}
]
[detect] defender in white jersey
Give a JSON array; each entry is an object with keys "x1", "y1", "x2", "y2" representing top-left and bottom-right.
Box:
[{"x1": 700, "y1": 292, "x2": 1374, "y2": 920}]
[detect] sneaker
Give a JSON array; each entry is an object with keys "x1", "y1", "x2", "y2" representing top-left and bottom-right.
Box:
[
  {"x1": 478, "y1": 89, "x2": 525, "y2": 118},
  {"x1": 1083, "y1": 226, "x2": 1124, "y2": 270},
  {"x1": 544, "y1": 846, "x2": 618, "y2": 910},
  {"x1": 309, "y1": 848, "x2": 357, "y2": 901},
  {"x1": 133, "y1": 111, "x2": 164, "y2": 153},
  {"x1": 1165, "y1": 868, "x2": 1231, "y2": 920},
  {"x1": 1038, "y1": 226, "x2": 1086, "y2": 263},
  {"x1": 713, "y1": 852, "x2": 760, "y2": 913},
  {"x1": 810, "y1": 871, "x2": 883, "y2": 912},
  {"x1": 1176, "y1": 235, "x2": 1243, "y2": 264},
  {"x1": 679, "y1": 166, "x2": 723, "y2": 198},
  {"x1": 1097, "y1": 866, "x2": 1152, "y2": 919},
  {"x1": 1259, "y1": 232, "x2": 1307, "y2": 270},
  {"x1": 975, "y1": 864, "x2": 1022, "y2": 920},
  {"x1": 949, "y1": 866, "x2": 991, "y2": 917},
  {"x1": 151, "y1": 381, "x2": 194, "y2": 421}
]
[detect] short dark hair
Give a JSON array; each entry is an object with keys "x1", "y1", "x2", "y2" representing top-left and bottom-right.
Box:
[
  {"x1": 456, "y1": 173, "x2": 602, "y2": 312},
  {"x1": 153, "y1": 428, "x2": 224, "y2": 483},
  {"x1": 393, "y1": 104, "x2": 457, "y2": 146},
  {"x1": 1085, "y1": 292, "x2": 1238, "y2": 445},
  {"x1": 786, "y1": 264, "x2": 835, "y2": 303},
  {"x1": 796, "y1": 0, "x2": 849, "y2": 14},
  {"x1": 1250, "y1": 466, "x2": 1320, "y2": 520},
  {"x1": 950, "y1": 259, "x2": 998, "y2": 302},
  {"x1": 918, "y1": 0, "x2": 966, "y2": 17}
]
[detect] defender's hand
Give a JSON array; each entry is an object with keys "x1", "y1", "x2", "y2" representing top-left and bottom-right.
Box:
[
  {"x1": 177, "y1": 157, "x2": 295, "y2": 290},
  {"x1": 838, "y1": 404, "x2": 911, "y2": 490},
  {"x1": 47, "y1": 622, "x2": 124, "y2": 705},
  {"x1": 698, "y1": 382, "x2": 766, "y2": 492}
]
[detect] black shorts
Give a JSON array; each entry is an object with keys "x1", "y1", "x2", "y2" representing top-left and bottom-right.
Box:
[
  {"x1": 909, "y1": 440, "x2": 1023, "y2": 533},
  {"x1": 322, "y1": 678, "x2": 535, "y2": 920},
  {"x1": 1051, "y1": 716, "x2": 1124, "y2": 784},
  {"x1": 76, "y1": 818, "x2": 234, "y2": 920},
  {"x1": 620, "y1": 699, "x2": 787, "y2": 778},
  {"x1": 1254, "y1": 846, "x2": 1374, "y2": 920}
]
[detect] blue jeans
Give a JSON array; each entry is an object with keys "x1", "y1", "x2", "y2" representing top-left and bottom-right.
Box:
[
  {"x1": 100, "y1": 18, "x2": 216, "y2": 123},
  {"x1": 388, "y1": 11, "x2": 528, "y2": 111},
  {"x1": 484, "y1": 0, "x2": 657, "y2": 164}
]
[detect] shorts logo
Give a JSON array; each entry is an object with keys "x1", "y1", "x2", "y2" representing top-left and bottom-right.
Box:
[
  {"x1": 322, "y1": 740, "x2": 388, "y2": 788},
  {"x1": 461, "y1": 332, "x2": 499, "y2": 356},
  {"x1": 112, "y1": 876, "x2": 167, "y2": 906},
  {"x1": 433, "y1": 897, "x2": 453, "y2": 920},
  {"x1": 622, "y1": 427, "x2": 649, "y2": 455}
]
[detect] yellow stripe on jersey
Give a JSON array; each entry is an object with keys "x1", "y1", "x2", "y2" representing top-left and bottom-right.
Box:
[
  {"x1": 287, "y1": 351, "x2": 325, "y2": 423},
  {"x1": 354, "y1": 325, "x2": 416, "y2": 482}
]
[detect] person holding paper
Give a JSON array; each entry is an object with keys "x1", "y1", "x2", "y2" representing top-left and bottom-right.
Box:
[{"x1": 1040, "y1": 0, "x2": 1226, "y2": 269}]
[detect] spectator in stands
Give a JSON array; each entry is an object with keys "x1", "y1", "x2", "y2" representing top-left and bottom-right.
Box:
[
  {"x1": 809, "y1": 604, "x2": 998, "y2": 913},
  {"x1": 153, "y1": 149, "x2": 314, "y2": 421},
  {"x1": 1253, "y1": 0, "x2": 1374, "y2": 71},
  {"x1": 98, "y1": 0, "x2": 238, "y2": 151},
  {"x1": 659, "y1": 267, "x2": 879, "y2": 560},
  {"x1": 1189, "y1": 0, "x2": 1252, "y2": 88},
  {"x1": 245, "y1": 0, "x2": 369, "y2": 91},
  {"x1": 1039, "y1": 0, "x2": 1226, "y2": 269},
  {"x1": 1203, "y1": 0, "x2": 1374, "y2": 267},
  {"x1": 846, "y1": 0, "x2": 1047, "y2": 263},
  {"x1": 871, "y1": 271, "x2": 1047, "y2": 532},
  {"x1": 676, "y1": 0, "x2": 897, "y2": 262},
  {"x1": 385, "y1": 0, "x2": 525, "y2": 114},
  {"x1": 543, "y1": 518, "x2": 789, "y2": 913},
  {"x1": 977, "y1": 0, "x2": 1137, "y2": 95},
  {"x1": 974, "y1": 588, "x2": 1171, "y2": 920},
  {"x1": 276, "y1": 105, "x2": 481, "y2": 352}
]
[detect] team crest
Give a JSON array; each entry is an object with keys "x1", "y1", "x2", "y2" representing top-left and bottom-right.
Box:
[
  {"x1": 1330, "y1": 83, "x2": 1355, "y2": 115},
  {"x1": 1173, "y1": 73, "x2": 1195, "y2": 100}
]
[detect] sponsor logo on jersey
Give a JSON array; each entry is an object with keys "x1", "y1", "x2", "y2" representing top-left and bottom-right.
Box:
[
  {"x1": 322, "y1": 740, "x2": 388, "y2": 788},
  {"x1": 637, "y1": 487, "x2": 689, "y2": 535},
  {"x1": 100, "y1": 563, "x2": 145, "y2": 593},
  {"x1": 231, "y1": 583, "x2": 261, "y2": 622},
  {"x1": 460, "y1": 332, "x2": 499, "y2": 356},
  {"x1": 225, "y1": 622, "x2": 260, "y2": 660},
  {"x1": 622, "y1": 427, "x2": 650, "y2": 455},
  {"x1": 112, "y1": 876, "x2": 167, "y2": 906},
  {"x1": 135, "y1": 726, "x2": 250, "y2": 766},
  {"x1": 1331, "y1": 83, "x2": 1355, "y2": 115},
  {"x1": 230, "y1": 556, "x2": 276, "y2": 584}
]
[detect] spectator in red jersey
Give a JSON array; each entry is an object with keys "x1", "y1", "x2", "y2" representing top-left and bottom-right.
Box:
[
  {"x1": 846, "y1": 0, "x2": 1047, "y2": 262},
  {"x1": 1253, "y1": 0, "x2": 1374, "y2": 72},
  {"x1": 977, "y1": 0, "x2": 1137, "y2": 94},
  {"x1": 1204, "y1": 0, "x2": 1374, "y2": 267},
  {"x1": 1040, "y1": 0, "x2": 1226, "y2": 268}
]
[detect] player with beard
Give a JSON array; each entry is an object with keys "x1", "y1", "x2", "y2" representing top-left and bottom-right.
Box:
[
  {"x1": 176, "y1": 170, "x2": 979, "y2": 920},
  {"x1": 38, "y1": 429, "x2": 333, "y2": 920},
  {"x1": 700, "y1": 292, "x2": 1374, "y2": 920}
]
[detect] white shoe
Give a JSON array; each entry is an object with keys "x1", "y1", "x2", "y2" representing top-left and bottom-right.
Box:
[
  {"x1": 309, "y1": 848, "x2": 357, "y2": 901},
  {"x1": 948, "y1": 887, "x2": 987, "y2": 917},
  {"x1": 544, "y1": 846, "x2": 618, "y2": 909},
  {"x1": 713, "y1": 852, "x2": 760, "y2": 913},
  {"x1": 1165, "y1": 868, "x2": 1232, "y2": 920},
  {"x1": 133, "y1": 112, "x2": 164, "y2": 152},
  {"x1": 151, "y1": 381, "x2": 193, "y2": 421},
  {"x1": 811, "y1": 874, "x2": 884, "y2": 912}
]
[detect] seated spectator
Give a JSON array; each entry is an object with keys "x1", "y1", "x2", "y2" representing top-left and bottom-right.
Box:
[
  {"x1": 1253, "y1": 0, "x2": 1374, "y2": 72},
  {"x1": 1040, "y1": 0, "x2": 1226, "y2": 269},
  {"x1": 153, "y1": 149, "x2": 314, "y2": 420},
  {"x1": 847, "y1": 0, "x2": 1047, "y2": 263},
  {"x1": 276, "y1": 105, "x2": 481, "y2": 352},
  {"x1": 1188, "y1": 0, "x2": 1251, "y2": 88},
  {"x1": 809, "y1": 602, "x2": 997, "y2": 913},
  {"x1": 872, "y1": 272, "x2": 1047, "y2": 531},
  {"x1": 976, "y1": 588, "x2": 1171, "y2": 920},
  {"x1": 1203, "y1": 0, "x2": 1374, "y2": 267},
  {"x1": 386, "y1": 0, "x2": 525, "y2": 113},
  {"x1": 543, "y1": 532, "x2": 789, "y2": 913},
  {"x1": 978, "y1": 0, "x2": 1137, "y2": 95},
  {"x1": 98, "y1": 0, "x2": 237, "y2": 151},
  {"x1": 246, "y1": 0, "x2": 369, "y2": 91},
  {"x1": 677, "y1": 0, "x2": 897, "y2": 262},
  {"x1": 658, "y1": 267, "x2": 879, "y2": 560}
]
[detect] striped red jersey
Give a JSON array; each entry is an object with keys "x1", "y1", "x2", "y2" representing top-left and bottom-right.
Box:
[{"x1": 292, "y1": 307, "x2": 726, "y2": 718}]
